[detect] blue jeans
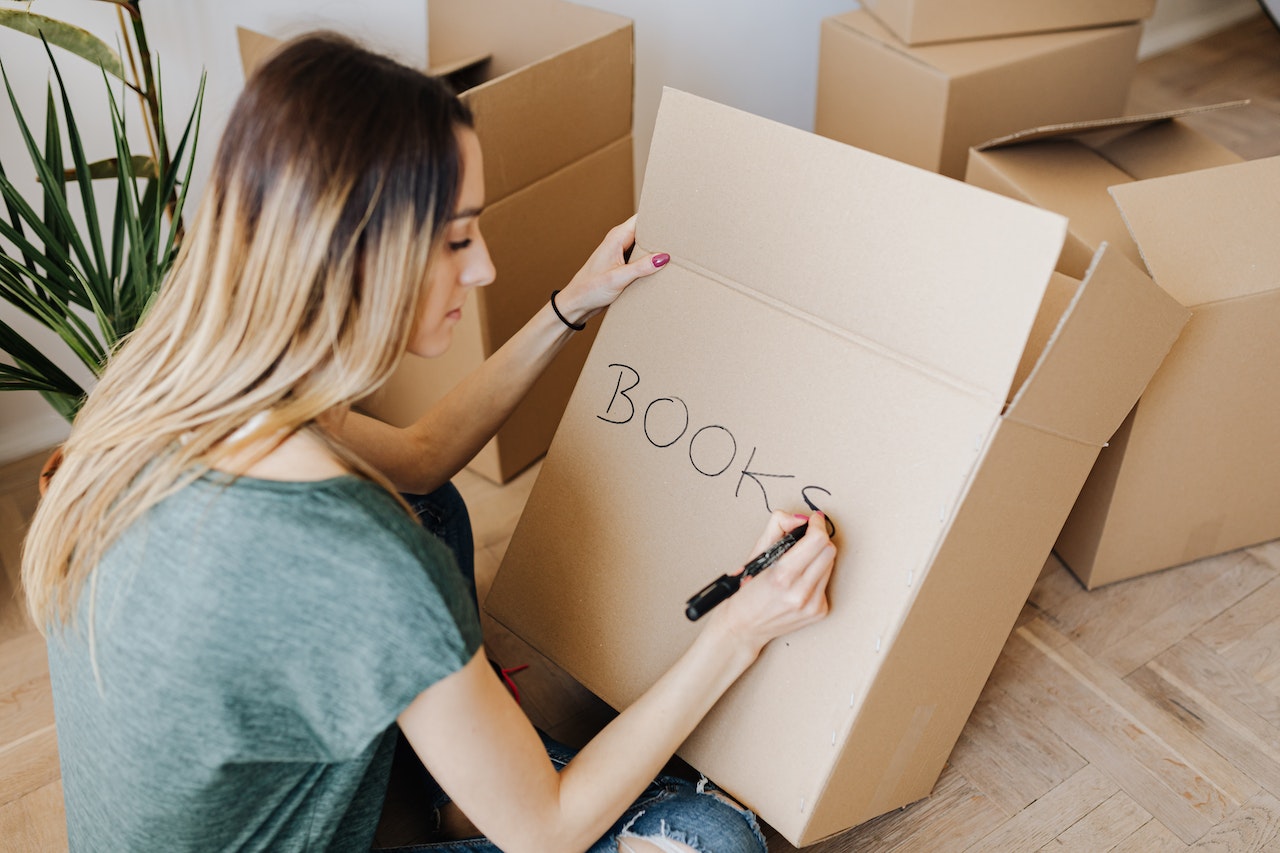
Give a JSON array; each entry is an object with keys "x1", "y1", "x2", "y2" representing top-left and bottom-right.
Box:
[
  {"x1": 403, "y1": 482, "x2": 477, "y2": 607},
  {"x1": 381, "y1": 733, "x2": 767, "y2": 853},
  {"x1": 387, "y1": 484, "x2": 767, "y2": 853}
]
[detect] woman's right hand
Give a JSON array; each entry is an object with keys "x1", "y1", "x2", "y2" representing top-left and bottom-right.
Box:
[{"x1": 708, "y1": 511, "x2": 836, "y2": 654}]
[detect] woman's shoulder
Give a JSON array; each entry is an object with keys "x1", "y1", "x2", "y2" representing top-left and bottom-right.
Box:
[{"x1": 213, "y1": 425, "x2": 350, "y2": 482}]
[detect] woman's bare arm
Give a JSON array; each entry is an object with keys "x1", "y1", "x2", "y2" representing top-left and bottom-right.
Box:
[
  {"x1": 398, "y1": 512, "x2": 835, "y2": 853},
  {"x1": 332, "y1": 217, "x2": 667, "y2": 493}
]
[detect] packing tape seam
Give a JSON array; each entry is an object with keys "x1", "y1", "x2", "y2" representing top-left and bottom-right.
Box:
[{"x1": 667, "y1": 256, "x2": 1004, "y2": 406}]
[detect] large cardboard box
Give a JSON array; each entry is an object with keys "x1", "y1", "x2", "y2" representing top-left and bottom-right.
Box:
[
  {"x1": 861, "y1": 0, "x2": 1156, "y2": 46},
  {"x1": 241, "y1": 0, "x2": 636, "y2": 483},
  {"x1": 966, "y1": 109, "x2": 1280, "y2": 588},
  {"x1": 815, "y1": 10, "x2": 1142, "y2": 179},
  {"x1": 484, "y1": 89, "x2": 1188, "y2": 845}
]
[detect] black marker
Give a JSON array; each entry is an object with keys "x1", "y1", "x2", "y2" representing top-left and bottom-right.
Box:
[{"x1": 684, "y1": 522, "x2": 811, "y2": 621}]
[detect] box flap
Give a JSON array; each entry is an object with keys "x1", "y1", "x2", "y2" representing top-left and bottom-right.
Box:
[
  {"x1": 1092, "y1": 118, "x2": 1244, "y2": 180},
  {"x1": 1006, "y1": 244, "x2": 1190, "y2": 444},
  {"x1": 829, "y1": 10, "x2": 1139, "y2": 78},
  {"x1": 429, "y1": 52, "x2": 492, "y2": 93},
  {"x1": 1110, "y1": 155, "x2": 1280, "y2": 307},
  {"x1": 237, "y1": 26, "x2": 283, "y2": 78},
  {"x1": 639, "y1": 88, "x2": 1067, "y2": 406},
  {"x1": 430, "y1": 0, "x2": 630, "y2": 77},
  {"x1": 976, "y1": 101, "x2": 1249, "y2": 151},
  {"x1": 862, "y1": 0, "x2": 1156, "y2": 46}
]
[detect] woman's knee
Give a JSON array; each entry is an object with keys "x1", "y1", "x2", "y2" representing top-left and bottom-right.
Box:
[
  {"x1": 615, "y1": 778, "x2": 767, "y2": 853},
  {"x1": 617, "y1": 838, "x2": 697, "y2": 853}
]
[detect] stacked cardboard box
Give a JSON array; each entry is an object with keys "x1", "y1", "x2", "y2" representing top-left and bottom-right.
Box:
[
  {"x1": 967, "y1": 108, "x2": 1280, "y2": 587},
  {"x1": 485, "y1": 88, "x2": 1188, "y2": 845},
  {"x1": 241, "y1": 0, "x2": 636, "y2": 484},
  {"x1": 815, "y1": 2, "x2": 1154, "y2": 179}
]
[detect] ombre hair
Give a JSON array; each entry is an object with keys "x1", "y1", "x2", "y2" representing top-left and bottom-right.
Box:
[{"x1": 23, "y1": 32, "x2": 474, "y2": 629}]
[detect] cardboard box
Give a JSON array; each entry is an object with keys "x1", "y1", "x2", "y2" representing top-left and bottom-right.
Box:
[
  {"x1": 484, "y1": 88, "x2": 1187, "y2": 844},
  {"x1": 240, "y1": 0, "x2": 636, "y2": 483},
  {"x1": 815, "y1": 10, "x2": 1141, "y2": 179},
  {"x1": 965, "y1": 104, "x2": 1247, "y2": 279},
  {"x1": 363, "y1": 136, "x2": 635, "y2": 479},
  {"x1": 861, "y1": 0, "x2": 1156, "y2": 46},
  {"x1": 966, "y1": 109, "x2": 1280, "y2": 588}
]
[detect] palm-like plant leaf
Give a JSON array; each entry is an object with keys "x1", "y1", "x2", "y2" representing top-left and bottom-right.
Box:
[
  {"x1": 0, "y1": 34, "x2": 204, "y2": 422},
  {"x1": 0, "y1": 10, "x2": 125, "y2": 80}
]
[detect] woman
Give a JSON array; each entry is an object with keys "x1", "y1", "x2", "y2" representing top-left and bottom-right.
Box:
[{"x1": 23, "y1": 33, "x2": 836, "y2": 852}]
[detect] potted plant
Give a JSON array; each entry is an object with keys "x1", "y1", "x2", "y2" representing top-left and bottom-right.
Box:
[{"x1": 0, "y1": 2, "x2": 204, "y2": 490}]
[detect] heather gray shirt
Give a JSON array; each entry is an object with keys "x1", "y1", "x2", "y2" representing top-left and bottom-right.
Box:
[{"x1": 47, "y1": 473, "x2": 482, "y2": 852}]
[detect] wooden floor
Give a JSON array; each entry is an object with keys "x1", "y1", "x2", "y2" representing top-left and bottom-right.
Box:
[{"x1": 4, "y1": 14, "x2": 1280, "y2": 851}]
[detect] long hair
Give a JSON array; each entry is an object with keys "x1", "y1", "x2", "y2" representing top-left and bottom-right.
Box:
[{"x1": 22, "y1": 32, "x2": 473, "y2": 630}]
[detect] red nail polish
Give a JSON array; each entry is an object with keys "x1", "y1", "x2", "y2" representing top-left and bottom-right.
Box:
[{"x1": 653, "y1": 253, "x2": 670, "y2": 268}]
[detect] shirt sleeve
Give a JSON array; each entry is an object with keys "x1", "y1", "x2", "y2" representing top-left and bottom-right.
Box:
[{"x1": 207, "y1": 479, "x2": 484, "y2": 761}]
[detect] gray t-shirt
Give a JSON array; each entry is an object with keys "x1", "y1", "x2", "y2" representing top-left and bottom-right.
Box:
[{"x1": 46, "y1": 473, "x2": 483, "y2": 852}]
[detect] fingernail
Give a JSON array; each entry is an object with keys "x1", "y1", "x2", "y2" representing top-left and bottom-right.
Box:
[
  {"x1": 653, "y1": 253, "x2": 670, "y2": 268},
  {"x1": 794, "y1": 514, "x2": 808, "y2": 520}
]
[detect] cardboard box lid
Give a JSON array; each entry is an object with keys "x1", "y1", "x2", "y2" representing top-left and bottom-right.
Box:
[
  {"x1": 862, "y1": 0, "x2": 1155, "y2": 45},
  {"x1": 966, "y1": 103, "x2": 1248, "y2": 280},
  {"x1": 1006, "y1": 245, "x2": 1190, "y2": 444},
  {"x1": 1110, "y1": 155, "x2": 1280, "y2": 308},
  {"x1": 976, "y1": 101, "x2": 1251, "y2": 151},
  {"x1": 640, "y1": 88, "x2": 1066, "y2": 412},
  {"x1": 238, "y1": 0, "x2": 633, "y2": 205},
  {"x1": 828, "y1": 10, "x2": 1139, "y2": 78},
  {"x1": 427, "y1": 0, "x2": 633, "y2": 203},
  {"x1": 429, "y1": 0, "x2": 629, "y2": 77}
]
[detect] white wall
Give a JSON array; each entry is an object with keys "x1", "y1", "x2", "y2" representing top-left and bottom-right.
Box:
[
  {"x1": 0, "y1": 1, "x2": 425, "y2": 461},
  {"x1": 1140, "y1": 0, "x2": 1260, "y2": 57},
  {"x1": 0, "y1": 0, "x2": 1263, "y2": 462}
]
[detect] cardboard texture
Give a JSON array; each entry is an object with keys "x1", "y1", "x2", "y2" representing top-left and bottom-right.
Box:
[
  {"x1": 1064, "y1": 157, "x2": 1280, "y2": 586},
  {"x1": 966, "y1": 109, "x2": 1278, "y2": 588},
  {"x1": 966, "y1": 103, "x2": 1247, "y2": 278},
  {"x1": 861, "y1": 0, "x2": 1156, "y2": 45},
  {"x1": 814, "y1": 10, "x2": 1141, "y2": 179},
  {"x1": 239, "y1": 0, "x2": 636, "y2": 483},
  {"x1": 484, "y1": 89, "x2": 1188, "y2": 844}
]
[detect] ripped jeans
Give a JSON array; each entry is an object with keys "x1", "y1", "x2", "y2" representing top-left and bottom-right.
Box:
[
  {"x1": 382, "y1": 732, "x2": 767, "y2": 853},
  {"x1": 390, "y1": 484, "x2": 768, "y2": 853}
]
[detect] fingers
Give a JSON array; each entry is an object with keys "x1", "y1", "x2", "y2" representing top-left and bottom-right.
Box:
[
  {"x1": 602, "y1": 216, "x2": 666, "y2": 281},
  {"x1": 717, "y1": 512, "x2": 836, "y2": 644},
  {"x1": 608, "y1": 214, "x2": 638, "y2": 250},
  {"x1": 757, "y1": 512, "x2": 835, "y2": 603},
  {"x1": 749, "y1": 510, "x2": 809, "y2": 560},
  {"x1": 768, "y1": 513, "x2": 833, "y2": 584},
  {"x1": 583, "y1": 250, "x2": 668, "y2": 306}
]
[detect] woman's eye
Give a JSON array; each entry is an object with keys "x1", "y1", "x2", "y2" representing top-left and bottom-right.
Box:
[{"x1": 448, "y1": 238, "x2": 472, "y2": 251}]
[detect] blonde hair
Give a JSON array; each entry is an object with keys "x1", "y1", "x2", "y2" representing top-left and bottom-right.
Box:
[{"x1": 23, "y1": 32, "x2": 473, "y2": 630}]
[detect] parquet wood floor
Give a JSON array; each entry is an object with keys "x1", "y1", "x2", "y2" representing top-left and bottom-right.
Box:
[{"x1": 2, "y1": 13, "x2": 1278, "y2": 851}]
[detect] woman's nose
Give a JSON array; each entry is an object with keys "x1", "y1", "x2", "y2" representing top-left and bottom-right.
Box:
[{"x1": 464, "y1": 233, "x2": 496, "y2": 288}]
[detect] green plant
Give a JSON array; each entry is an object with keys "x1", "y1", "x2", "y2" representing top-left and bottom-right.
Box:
[{"x1": 0, "y1": 2, "x2": 204, "y2": 420}]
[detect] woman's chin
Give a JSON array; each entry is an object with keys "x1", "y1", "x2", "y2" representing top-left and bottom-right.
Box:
[{"x1": 407, "y1": 329, "x2": 453, "y2": 359}]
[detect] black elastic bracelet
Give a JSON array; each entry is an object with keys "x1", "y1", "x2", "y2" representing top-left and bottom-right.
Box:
[{"x1": 550, "y1": 289, "x2": 586, "y2": 331}]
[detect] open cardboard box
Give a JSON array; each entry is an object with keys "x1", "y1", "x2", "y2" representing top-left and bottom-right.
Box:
[
  {"x1": 861, "y1": 0, "x2": 1156, "y2": 46},
  {"x1": 815, "y1": 9, "x2": 1141, "y2": 179},
  {"x1": 240, "y1": 0, "x2": 636, "y2": 483},
  {"x1": 967, "y1": 107, "x2": 1280, "y2": 588},
  {"x1": 484, "y1": 88, "x2": 1188, "y2": 845}
]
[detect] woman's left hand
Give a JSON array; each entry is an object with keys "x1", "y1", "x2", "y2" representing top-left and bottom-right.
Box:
[{"x1": 555, "y1": 215, "x2": 670, "y2": 325}]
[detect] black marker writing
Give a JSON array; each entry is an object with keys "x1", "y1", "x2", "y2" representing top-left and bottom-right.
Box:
[
  {"x1": 596, "y1": 362, "x2": 833, "y2": 517},
  {"x1": 598, "y1": 363, "x2": 640, "y2": 425},
  {"x1": 735, "y1": 446, "x2": 796, "y2": 513}
]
